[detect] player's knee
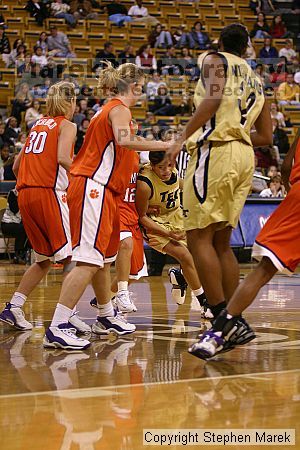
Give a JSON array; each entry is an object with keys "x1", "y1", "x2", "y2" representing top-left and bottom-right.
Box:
[
  {"x1": 120, "y1": 237, "x2": 133, "y2": 253},
  {"x1": 178, "y1": 248, "x2": 193, "y2": 266},
  {"x1": 36, "y1": 259, "x2": 51, "y2": 271}
]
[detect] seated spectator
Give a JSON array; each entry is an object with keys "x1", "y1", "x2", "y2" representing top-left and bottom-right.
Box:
[
  {"x1": 105, "y1": 0, "x2": 133, "y2": 27},
  {"x1": 25, "y1": 0, "x2": 49, "y2": 27},
  {"x1": 245, "y1": 39, "x2": 256, "y2": 60},
  {"x1": 172, "y1": 26, "x2": 185, "y2": 47},
  {"x1": 86, "y1": 108, "x2": 95, "y2": 121},
  {"x1": 269, "y1": 60, "x2": 287, "y2": 84},
  {"x1": 11, "y1": 84, "x2": 32, "y2": 124},
  {"x1": 40, "y1": 56, "x2": 64, "y2": 81},
  {"x1": 15, "y1": 132, "x2": 27, "y2": 152},
  {"x1": 259, "y1": 37, "x2": 278, "y2": 60},
  {"x1": 93, "y1": 42, "x2": 117, "y2": 71},
  {"x1": 25, "y1": 100, "x2": 43, "y2": 129},
  {"x1": 128, "y1": 0, "x2": 159, "y2": 25},
  {"x1": 255, "y1": 146, "x2": 278, "y2": 169},
  {"x1": 179, "y1": 21, "x2": 211, "y2": 50},
  {"x1": 256, "y1": 0, "x2": 276, "y2": 14},
  {"x1": 73, "y1": 104, "x2": 86, "y2": 127},
  {"x1": 148, "y1": 24, "x2": 173, "y2": 48},
  {"x1": 1, "y1": 188, "x2": 31, "y2": 264},
  {"x1": 21, "y1": 63, "x2": 44, "y2": 88},
  {"x1": 272, "y1": 118, "x2": 290, "y2": 153},
  {"x1": 270, "y1": 15, "x2": 290, "y2": 38},
  {"x1": 136, "y1": 44, "x2": 157, "y2": 71},
  {"x1": 47, "y1": 26, "x2": 76, "y2": 58},
  {"x1": 158, "y1": 46, "x2": 180, "y2": 75},
  {"x1": 17, "y1": 52, "x2": 32, "y2": 76},
  {"x1": 277, "y1": 72, "x2": 300, "y2": 104},
  {"x1": 279, "y1": 39, "x2": 298, "y2": 64},
  {"x1": 0, "y1": 26, "x2": 10, "y2": 66},
  {"x1": 150, "y1": 85, "x2": 174, "y2": 116},
  {"x1": 7, "y1": 39, "x2": 25, "y2": 68},
  {"x1": 254, "y1": 63, "x2": 268, "y2": 87},
  {"x1": 270, "y1": 102, "x2": 286, "y2": 126},
  {"x1": 0, "y1": 143, "x2": 16, "y2": 180},
  {"x1": 141, "y1": 111, "x2": 155, "y2": 133},
  {"x1": 250, "y1": 13, "x2": 270, "y2": 39},
  {"x1": 36, "y1": 32, "x2": 49, "y2": 55},
  {"x1": 30, "y1": 78, "x2": 51, "y2": 98},
  {"x1": 118, "y1": 43, "x2": 135, "y2": 64},
  {"x1": 259, "y1": 175, "x2": 284, "y2": 198},
  {"x1": 70, "y1": 0, "x2": 99, "y2": 20},
  {"x1": 31, "y1": 46, "x2": 48, "y2": 67},
  {"x1": 146, "y1": 71, "x2": 166, "y2": 99},
  {"x1": 181, "y1": 47, "x2": 199, "y2": 79},
  {"x1": 8, "y1": 43, "x2": 27, "y2": 69},
  {"x1": 267, "y1": 164, "x2": 279, "y2": 177},
  {"x1": 51, "y1": 0, "x2": 76, "y2": 27},
  {"x1": 74, "y1": 118, "x2": 90, "y2": 154}
]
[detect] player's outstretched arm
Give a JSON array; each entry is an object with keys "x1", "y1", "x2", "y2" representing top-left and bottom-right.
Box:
[
  {"x1": 109, "y1": 105, "x2": 171, "y2": 152},
  {"x1": 281, "y1": 128, "x2": 300, "y2": 192},
  {"x1": 57, "y1": 120, "x2": 77, "y2": 172},
  {"x1": 251, "y1": 99, "x2": 273, "y2": 148}
]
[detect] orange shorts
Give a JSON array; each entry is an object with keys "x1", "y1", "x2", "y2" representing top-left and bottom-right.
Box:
[
  {"x1": 252, "y1": 181, "x2": 300, "y2": 274},
  {"x1": 18, "y1": 187, "x2": 71, "y2": 262},
  {"x1": 69, "y1": 176, "x2": 120, "y2": 267},
  {"x1": 120, "y1": 221, "x2": 148, "y2": 280}
]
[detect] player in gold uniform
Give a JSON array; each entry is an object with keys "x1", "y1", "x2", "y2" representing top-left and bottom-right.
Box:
[
  {"x1": 166, "y1": 24, "x2": 273, "y2": 356},
  {"x1": 136, "y1": 151, "x2": 209, "y2": 311}
]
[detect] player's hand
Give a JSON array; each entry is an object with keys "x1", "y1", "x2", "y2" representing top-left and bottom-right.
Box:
[
  {"x1": 164, "y1": 138, "x2": 184, "y2": 166},
  {"x1": 147, "y1": 205, "x2": 160, "y2": 216},
  {"x1": 169, "y1": 230, "x2": 186, "y2": 241}
]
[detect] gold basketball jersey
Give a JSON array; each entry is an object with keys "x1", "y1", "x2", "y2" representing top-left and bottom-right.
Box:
[
  {"x1": 138, "y1": 164, "x2": 183, "y2": 229},
  {"x1": 186, "y1": 51, "x2": 265, "y2": 154}
]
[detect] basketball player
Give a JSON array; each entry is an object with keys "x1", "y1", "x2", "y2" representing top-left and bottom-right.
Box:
[
  {"x1": 44, "y1": 63, "x2": 172, "y2": 350},
  {"x1": 136, "y1": 151, "x2": 208, "y2": 310},
  {"x1": 189, "y1": 129, "x2": 300, "y2": 359},
  {"x1": 165, "y1": 24, "x2": 273, "y2": 354},
  {"x1": 0, "y1": 82, "x2": 90, "y2": 335}
]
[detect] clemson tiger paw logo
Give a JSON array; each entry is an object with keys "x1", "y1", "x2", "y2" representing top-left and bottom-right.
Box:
[
  {"x1": 61, "y1": 194, "x2": 67, "y2": 203},
  {"x1": 90, "y1": 189, "x2": 99, "y2": 199}
]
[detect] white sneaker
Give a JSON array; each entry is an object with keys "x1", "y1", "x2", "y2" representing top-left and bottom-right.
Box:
[
  {"x1": 68, "y1": 312, "x2": 91, "y2": 334},
  {"x1": 92, "y1": 310, "x2": 136, "y2": 336},
  {"x1": 0, "y1": 303, "x2": 33, "y2": 331},
  {"x1": 168, "y1": 268, "x2": 187, "y2": 305},
  {"x1": 115, "y1": 290, "x2": 136, "y2": 313},
  {"x1": 43, "y1": 323, "x2": 91, "y2": 350}
]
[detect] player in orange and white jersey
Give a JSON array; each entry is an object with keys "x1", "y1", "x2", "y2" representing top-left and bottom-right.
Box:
[
  {"x1": 0, "y1": 82, "x2": 90, "y2": 335},
  {"x1": 44, "y1": 62, "x2": 172, "y2": 350}
]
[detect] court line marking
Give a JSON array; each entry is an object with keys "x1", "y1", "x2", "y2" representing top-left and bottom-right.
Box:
[{"x1": 0, "y1": 368, "x2": 299, "y2": 400}]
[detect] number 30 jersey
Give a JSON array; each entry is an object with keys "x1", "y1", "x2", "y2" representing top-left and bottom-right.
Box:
[
  {"x1": 119, "y1": 151, "x2": 140, "y2": 227},
  {"x1": 17, "y1": 116, "x2": 70, "y2": 191},
  {"x1": 186, "y1": 51, "x2": 265, "y2": 154}
]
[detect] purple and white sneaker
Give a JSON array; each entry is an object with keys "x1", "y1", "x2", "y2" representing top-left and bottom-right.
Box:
[
  {"x1": 43, "y1": 323, "x2": 91, "y2": 350},
  {"x1": 0, "y1": 303, "x2": 33, "y2": 331},
  {"x1": 188, "y1": 330, "x2": 225, "y2": 360},
  {"x1": 92, "y1": 310, "x2": 136, "y2": 336}
]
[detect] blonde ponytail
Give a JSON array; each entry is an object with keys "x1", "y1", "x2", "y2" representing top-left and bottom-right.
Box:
[
  {"x1": 97, "y1": 61, "x2": 144, "y2": 97},
  {"x1": 46, "y1": 81, "x2": 76, "y2": 117}
]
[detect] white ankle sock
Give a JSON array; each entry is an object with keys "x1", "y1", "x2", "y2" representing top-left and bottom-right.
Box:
[
  {"x1": 11, "y1": 292, "x2": 27, "y2": 308},
  {"x1": 117, "y1": 281, "x2": 128, "y2": 292},
  {"x1": 50, "y1": 304, "x2": 73, "y2": 327},
  {"x1": 98, "y1": 300, "x2": 114, "y2": 318},
  {"x1": 193, "y1": 287, "x2": 204, "y2": 297}
]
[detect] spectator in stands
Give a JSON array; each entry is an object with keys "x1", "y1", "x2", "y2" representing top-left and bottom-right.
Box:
[
  {"x1": 31, "y1": 46, "x2": 48, "y2": 67},
  {"x1": 158, "y1": 46, "x2": 180, "y2": 75},
  {"x1": 267, "y1": 165, "x2": 279, "y2": 177},
  {"x1": 118, "y1": 43, "x2": 135, "y2": 64},
  {"x1": 0, "y1": 144, "x2": 15, "y2": 180},
  {"x1": 150, "y1": 85, "x2": 174, "y2": 116},
  {"x1": 269, "y1": 60, "x2": 288, "y2": 84},
  {"x1": 279, "y1": 39, "x2": 298, "y2": 64},
  {"x1": 141, "y1": 111, "x2": 154, "y2": 133},
  {"x1": 259, "y1": 37, "x2": 278, "y2": 59},
  {"x1": 47, "y1": 26, "x2": 76, "y2": 58},
  {"x1": 7, "y1": 43, "x2": 27, "y2": 69},
  {"x1": 21, "y1": 62, "x2": 44, "y2": 88},
  {"x1": 128, "y1": 0, "x2": 159, "y2": 25},
  {"x1": 0, "y1": 26, "x2": 10, "y2": 66},
  {"x1": 51, "y1": 0, "x2": 77, "y2": 27},
  {"x1": 15, "y1": 132, "x2": 27, "y2": 153},
  {"x1": 255, "y1": 146, "x2": 278, "y2": 169},
  {"x1": 11, "y1": 84, "x2": 32, "y2": 124},
  {"x1": 270, "y1": 102, "x2": 286, "y2": 126},
  {"x1": 146, "y1": 71, "x2": 165, "y2": 99},
  {"x1": 105, "y1": 0, "x2": 133, "y2": 27},
  {"x1": 136, "y1": 44, "x2": 157, "y2": 71},
  {"x1": 254, "y1": 63, "x2": 269, "y2": 87},
  {"x1": 70, "y1": 0, "x2": 99, "y2": 20},
  {"x1": 272, "y1": 117, "x2": 290, "y2": 153},
  {"x1": 181, "y1": 47, "x2": 199, "y2": 79},
  {"x1": 73, "y1": 104, "x2": 86, "y2": 127},
  {"x1": 270, "y1": 15, "x2": 290, "y2": 38},
  {"x1": 74, "y1": 117, "x2": 89, "y2": 154},
  {"x1": 256, "y1": 0, "x2": 276, "y2": 14},
  {"x1": 36, "y1": 32, "x2": 49, "y2": 55},
  {"x1": 94, "y1": 42, "x2": 117, "y2": 68},
  {"x1": 16, "y1": 52, "x2": 32, "y2": 76},
  {"x1": 277, "y1": 72, "x2": 300, "y2": 104},
  {"x1": 0, "y1": 123, "x2": 5, "y2": 148},
  {"x1": 1, "y1": 188, "x2": 31, "y2": 264},
  {"x1": 30, "y1": 78, "x2": 50, "y2": 99},
  {"x1": 172, "y1": 26, "x2": 185, "y2": 47},
  {"x1": 25, "y1": 100, "x2": 43, "y2": 129},
  {"x1": 25, "y1": 0, "x2": 49, "y2": 27},
  {"x1": 148, "y1": 24, "x2": 173, "y2": 48},
  {"x1": 245, "y1": 39, "x2": 256, "y2": 60},
  {"x1": 3, "y1": 118, "x2": 21, "y2": 147},
  {"x1": 40, "y1": 56, "x2": 64, "y2": 81},
  {"x1": 259, "y1": 175, "x2": 284, "y2": 198},
  {"x1": 179, "y1": 21, "x2": 211, "y2": 50},
  {"x1": 252, "y1": 160, "x2": 268, "y2": 194},
  {"x1": 250, "y1": 13, "x2": 270, "y2": 39},
  {"x1": 86, "y1": 108, "x2": 95, "y2": 121}
]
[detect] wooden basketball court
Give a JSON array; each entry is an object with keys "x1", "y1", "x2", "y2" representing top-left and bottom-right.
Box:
[{"x1": 1, "y1": 263, "x2": 300, "y2": 449}]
